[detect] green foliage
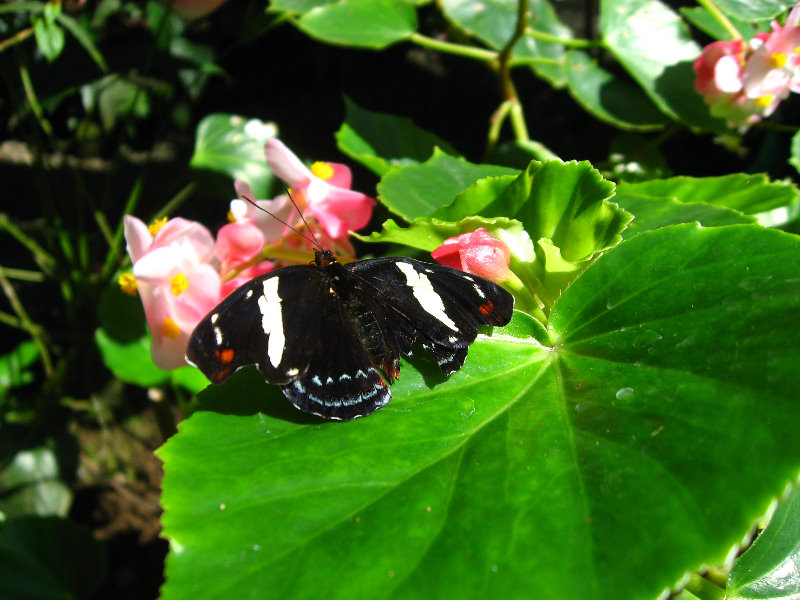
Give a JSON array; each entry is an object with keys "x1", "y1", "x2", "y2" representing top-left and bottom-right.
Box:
[
  {"x1": 3, "y1": 0, "x2": 800, "y2": 598},
  {"x1": 727, "y1": 486, "x2": 800, "y2": 598}
]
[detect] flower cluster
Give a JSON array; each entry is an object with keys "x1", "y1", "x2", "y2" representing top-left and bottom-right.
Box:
[
  {"x1": 693, "y1": 4, "x2": 800, "y2": 127},
  {"x1": 121, "y1": 139, "x2": 375, "y2": 369}
]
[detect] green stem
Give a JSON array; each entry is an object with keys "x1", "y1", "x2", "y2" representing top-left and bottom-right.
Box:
[
  {"x1": 0, "y1": 267, "x2": 45, "y2": 282},
  {"x1": 0, "y1": 26, "x2": 35, "y2": 53},
  {"x1": 0, "y1": 264, "x2": 53, "y2": 375},
  {"x1": 508, "y1": 101, "x2": 530, "y2": 143},
  {"x1": 487, "y1": 100, "x2": 514, "y2": 150},
  {"x1": 696, "y1": 0, "x2": 742, "y2": 40},
  {"x1": 408, "y1": 33, "x2": 498, "y2": 62},
  {"x1": 683, "y1": 572, "x2": 727, "y2": 600},
  {"x1": 154, "y1": 181, "x2": 197, "y2": 221},
  {"x1": 0, "y1": 213, "x2": 57, "y2": 275},
  {"x1": 524, "y1": 27, "x2": 604, "y2": 48},
  {"x1": 19, "y1": 60, "x2": 52, "y2": 136}
]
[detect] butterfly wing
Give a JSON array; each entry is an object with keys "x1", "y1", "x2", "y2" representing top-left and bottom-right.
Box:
[
  {"x1": 280, "y1": 292, "x2": 391, "y2": 420},
  {"x1": 346, "y1": 257, "x2": 514, "y2": 375},
  {"x1": 186, "y1": 265, "x2": 327, "y2": 385}
]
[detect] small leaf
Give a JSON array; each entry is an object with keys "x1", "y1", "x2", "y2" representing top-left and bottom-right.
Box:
[
  {"x1": 94, "y1": 329, "x2": 170, "y2": 387},
  {"x1": 297, "y1": 0, "x2": 417, "y2": 48},
  {"x1": 0, "y1": 446, "x2": 71, "y2": 518},
  {"x1": 376, "y1": 150, "x2": 519, "y2": 220},
  {"x1": 335, "y1": 98, "x2": 456, "y2": 176},
  {"x1": 564, "y1": 50, "x2": 668, "y2": 131},
  {"x1": 0, "y1": 516, "x2": 106, "y2": 600},
  {"x1": 727, "y1": 486, "x2": 800, "y2": 599},
  {"x1": 356, "y1": 216, "x2": 525, "y2": 251},
  {"x1": 0, "y1": 341, "x2": 39, "y2": 390},
  {"x1": 617, "y1": 173, "x2": 800, "y2": 215},
  {"x1": 190, "y1": 113, "x2": 277, "y2": 198},
  {"x1": 33, "y1": 14, "x2": 65, "y2": 62}
]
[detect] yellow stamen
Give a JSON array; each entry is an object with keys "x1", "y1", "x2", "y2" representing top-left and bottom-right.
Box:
[
  {"x1": 310, "y1": 161, "x2": 334, "y2": 180},
  {"x1": 755, "y1": 94, "x2": 774, "y2": 108},
  {"x1": 162, "y1": 317, "x2": 181, "y2": 339},
  {"x1": 227, "y1": 209, "x2": 237, "y2": 223},
  {"x1": 770, "y1": 52, "x2": 787, "y2": 68},
  {"x1": 118, "y1": 273, "x2": 138, "y2": 296},
  {"x1": 148, "y1": 216, "x2": 168, "y2": 236},
  {"x1": 169, "y1": 273, "x2": 189, "y2": 296}
]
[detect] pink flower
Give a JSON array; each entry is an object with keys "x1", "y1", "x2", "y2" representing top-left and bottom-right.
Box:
[
  {"x1": 694, "y1": 40, "x2": 746, "y2": 97},
  {"x1": 431, "y1": 228, "x2": 513, "y2": 283},
  {"x1": 264, "y1": 138, "x2": 375, "y2": 240},
  {"x1": 741, "y1": 7, "x2": 800, "y2": 115},
  {"x1": 694, "y1": 4, "x2": 800, "y2": 125},
  {"x1": 123, "y1": 216, "x2": 222, "y2": 369}
]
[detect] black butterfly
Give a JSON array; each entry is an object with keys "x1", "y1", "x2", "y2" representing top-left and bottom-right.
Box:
[{"x1": 186, "y1": 248, "x2": 514, "y2": 421}]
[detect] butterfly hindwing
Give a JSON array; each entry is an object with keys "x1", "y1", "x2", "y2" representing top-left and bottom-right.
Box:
[{"x1": 281, "y1": 291, "x2": 391, "y2": 420}]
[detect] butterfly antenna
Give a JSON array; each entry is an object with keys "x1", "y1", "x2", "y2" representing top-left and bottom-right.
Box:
[
  {"x1": 239, "y1": 186, "x2": 322, "y2": 251},
  {"x1": 280, "y1": 184, "x2": 324, "y2": 251}
]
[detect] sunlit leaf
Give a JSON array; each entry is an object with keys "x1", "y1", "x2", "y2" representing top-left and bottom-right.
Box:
[{"x1": 160, "y1": 224, "x2": 800, "y2": 600}]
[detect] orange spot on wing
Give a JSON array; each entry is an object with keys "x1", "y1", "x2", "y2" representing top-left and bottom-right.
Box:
[
  {"x1": 479, "y1": 301, "x2": 495, "y2": 316},
  {"x1": 215, "y1": 348, "x2": 235, "y2": 364}
]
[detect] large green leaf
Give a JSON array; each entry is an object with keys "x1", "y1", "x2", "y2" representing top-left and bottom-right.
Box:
[
  {"x1": 160, "y1": 223, "x2": 800, "y2": 600},
  {"x1": 296, "y1": 0, "x2": 417, "y2": 48},
  {"x1": 190, "y1": 113, "x2": 277, "y2": 199},
  {"x1": 376, "y1": 150, "x2": 519, "y2": 220},
  {"x1": 614, "y1": 192, "x2": 755, "y2": 240},
  {"x1": 600, "y1": 0, "x2": 726, "y2": 132},
  {"x1": 727, "y1": 486, "x2": 800, "y2": 598},
  {"x1": 335, "y1": 98, "x2": 455, "y2": 176},
  {"x1": 564, "y1": 50, "x2": 668, "y2": 131},
  {"x1": 481, "y1": 160, "x2": 625, "y2": 262},
  {"x1": 617, "y1": 173, "x2": 799, "y2": 216},
  {"x1": 712, "y1": 0, "x2": 791, "y2": 21}
]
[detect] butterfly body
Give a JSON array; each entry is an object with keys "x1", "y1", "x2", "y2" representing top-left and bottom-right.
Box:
[{"x1": 187, "y1": 249, "x2": 514, "y2": 420}]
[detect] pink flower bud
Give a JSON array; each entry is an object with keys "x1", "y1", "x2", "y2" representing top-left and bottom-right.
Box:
[{"x1": 432, "y1": 228, "x2": 513, "y2": 283}]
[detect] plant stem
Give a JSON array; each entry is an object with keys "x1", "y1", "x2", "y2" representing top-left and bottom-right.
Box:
[
  {"x1": 154, "y1": 181, "x2": 197, "y2": 221},
  {"x1": 696, "y1": 0, "x2": 743, "y2": 40},
  {"x1": 19, "y1": 61, "x2": 52, "y2": 136},
  {"x1": 683, "y1": 572, "x2": 727, "y2": 600},
  {"x1": 0, "y1": 213, "x2": 57, "y2": 275},
  {"x1": 408, "y1": 33, "x2": 498, "y2": 62},
  {"x1": 524, "y1": 27, "x2": 603, "y2": 48},
  {"x1": 0, "y1": 264, "x2": 53, "y2": 375}
]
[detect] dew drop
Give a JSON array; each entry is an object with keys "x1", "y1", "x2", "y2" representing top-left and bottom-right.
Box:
[{"x1": 616, "y1": 387, "x2": 635, "y2": 400}]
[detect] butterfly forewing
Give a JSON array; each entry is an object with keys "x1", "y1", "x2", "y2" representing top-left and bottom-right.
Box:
[
  {"x1": 186, "y1": 266, "x2": 327, "y2": 385},
  {"x1": 346, "y1": 257, "x2": 514, "y2": 373}
]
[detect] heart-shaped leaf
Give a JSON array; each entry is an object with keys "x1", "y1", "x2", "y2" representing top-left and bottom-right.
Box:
[
  {"x1": 297, "y1": 0, "x2": 417, "y2": 48},
  {"x1": 335, "y1": 98, "x2": 455, "y2": 176},
  {"x1": 160, "y1": 223, "x2": 800, "y2": 600}
]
